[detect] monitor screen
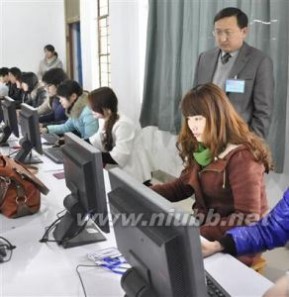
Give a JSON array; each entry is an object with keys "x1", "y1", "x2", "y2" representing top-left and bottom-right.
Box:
[
  {"x1": 52, "y1": 132, "x2": 109, "y2": 248},
  {"x1": 0, "y1": 97, "x2": 19, "y2": 145},
  {"x1": 15, "y1": 103, "x2": 42, "y2": 164},
  {"x1": 108, "y1": 168, "x2": 208, "y2": 297}
]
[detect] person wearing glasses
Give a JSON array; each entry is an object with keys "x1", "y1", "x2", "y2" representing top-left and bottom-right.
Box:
[
  {"x1": 37, "y1": 68, "x2": 68, "y2": 125},
  {"x1": 193, "y1": 7, "x2": 274, "y2": 139},
  {"x1": 151, "y1": 83, "x2": 272, "y2": 267}
]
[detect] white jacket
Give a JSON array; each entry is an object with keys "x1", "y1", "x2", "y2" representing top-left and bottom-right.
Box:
[{"x1": 89, "y1": 114, "x2": 152, "y2": 182}]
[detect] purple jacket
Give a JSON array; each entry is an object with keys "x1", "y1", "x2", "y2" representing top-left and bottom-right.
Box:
[{"x1": 227, "y1": 188, "x2": 289, "y2": 255}]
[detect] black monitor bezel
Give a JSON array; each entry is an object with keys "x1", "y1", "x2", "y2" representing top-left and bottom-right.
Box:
[
  {"x1": 19, "y1": 103, "x2": 43, "y2": 154},
  {"x1": 108, "y1": 168, "x2": 207, "y2": 297},
  {"x1": 51, "y1": 132, "x2": 109, "y2": 248},
  {"x1": 14, "y1": 103, "x2": 43, "y2": 163},
  {"x1": 61, "y1": 132, "x2": 109, "y2": 234},
  {"x1": 0, "y1": 97, "x2": 19, "y2": 144}
]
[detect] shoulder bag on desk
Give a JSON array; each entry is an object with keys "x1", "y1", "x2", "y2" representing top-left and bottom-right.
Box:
[{"x1": 0, "y1": 155, "x2": 49, "y2": 218}]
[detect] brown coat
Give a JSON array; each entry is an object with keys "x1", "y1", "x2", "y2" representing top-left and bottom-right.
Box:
[{"x1": 152, "y1": 145, "x2": 268, "y2": 241}]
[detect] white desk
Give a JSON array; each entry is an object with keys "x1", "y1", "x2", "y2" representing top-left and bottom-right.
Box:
[
  {"x1": 0, "y1": 150, "x2": 273, "y2": 297},
  {"x1": 1, "y1": 158, "x2": 123, "y2": 297}
]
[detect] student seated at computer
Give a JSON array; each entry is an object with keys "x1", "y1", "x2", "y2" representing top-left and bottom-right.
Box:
[
  {"x1": 88, "y1": 87, "x2": 152, "y2": 183},
  {"x1": 21, "y1": 72, "x2": 47, "y2": 107},
  {"x1": 40, "y1": 80, "x2": 99, "y2": 139},
  {"x1": 8, "y1": 67, "x2": 22, "y2": 107},
  {"x1": 88, "y1": 87, "x2": 135, "y2": 165},
  {"x1": 0, "y1": 67, "x2": 9, "y2": 99},
  {"x1": 0, "y1": 67, "x2": 10, "y2": 124},
  {"x1": 37, "y1": 68, "x2": 68, "y2": 125},
  {"x1": 201, "y1": 188, "x2": 289, "y2": 297},
  {"x1": 151, "y1": 83, "x2": 272, "y2": 266}
]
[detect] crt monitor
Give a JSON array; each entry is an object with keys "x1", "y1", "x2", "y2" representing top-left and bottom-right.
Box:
[
  {"x1": 52, "y1": 132, "x2": 109, "y2": 248},
  {"x1": 0, "y1": 97, "x2": 19, "y2": 145},
  {"x1": 108, "y1": 168, "x2": 208, "y2": 297},
  {"x1": 15, "y1": 103, "x2": 43, "y2": 164}
]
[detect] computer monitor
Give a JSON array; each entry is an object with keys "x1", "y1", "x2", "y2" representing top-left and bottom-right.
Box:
[
  {"x1": 15, "y1": 103, "x2": 43, "y2": 164},
  {"x1": 108, "y1": 168, "x2": 208, "y2": 297},
  {"x1": 52, "y1": 132, "x2": 109, "y2": 248},
  {"x1": 0, "y1": 97, "x2": 19, "y2": 145}
]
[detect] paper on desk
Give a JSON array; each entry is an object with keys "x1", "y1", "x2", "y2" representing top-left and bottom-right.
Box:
[{"x1": 88, "y1": 247, "x2": 130, "y2": 275}]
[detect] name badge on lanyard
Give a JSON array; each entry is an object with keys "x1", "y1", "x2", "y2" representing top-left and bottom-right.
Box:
[{"x1": 225, "y1": 79, "x2": 245, "y2": 93}]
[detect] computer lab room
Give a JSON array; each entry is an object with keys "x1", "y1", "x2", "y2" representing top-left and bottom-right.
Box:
[{"x1": 1, "y1": 0, "x2": 289, "y2": 296}]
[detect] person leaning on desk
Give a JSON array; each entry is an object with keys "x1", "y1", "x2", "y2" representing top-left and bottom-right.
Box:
[
  {"x1": 40, "y1": 80, "x2": 99, "y2": 139},
  {"x1": 151, "y1": 83, "x2": 273, "y2": 267},
  {"x1": 202, "y1": 188, "x2": 289, "y2": 297}
]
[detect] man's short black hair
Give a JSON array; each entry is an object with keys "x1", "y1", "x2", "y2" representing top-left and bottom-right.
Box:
[
  {"x1": 57, "y1": 80, "x2": 83, "y2": 98},
  {"x1": 42, "y1": 68, "x2": 68, "y2": 86},
  {"x1": 9, "y1": 67, "x2": 22, "y2": 80},
  {"x1": 0, "y1": 67, "x2": 9, "y2": 77},
  {"x1": 214, "y1": 7, "x2": 248, "y2": 29}
]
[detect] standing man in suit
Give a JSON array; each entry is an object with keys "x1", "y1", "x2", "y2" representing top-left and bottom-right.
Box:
[{"x1": 193, "y1": 7, "x2": 274, "y2": 138}]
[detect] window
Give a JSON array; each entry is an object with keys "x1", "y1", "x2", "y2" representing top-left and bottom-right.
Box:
[{"x1": 97, "y1": 0, "x2": 111, "y2": 86}]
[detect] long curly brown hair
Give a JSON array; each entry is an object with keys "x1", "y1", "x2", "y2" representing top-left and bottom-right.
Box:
[
  {"x1": 88, "y1": 87, "x2": 119, "y2": 151},
  {"x1": 177, "y1": 83, "x2": 273, "y2": 171}
]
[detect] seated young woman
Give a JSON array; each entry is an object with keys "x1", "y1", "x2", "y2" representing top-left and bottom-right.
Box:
[
  {"x1": 21, "y1": 72, "x2": 47, "y2": 107},
  {"x1": 40, "y1": 80, "x2": 99, "y2": 139},
  {"x1": 87, "y1": 87, "x2": 136, "y2": 168},
  {"x1": 151, "y1": 83, "x2": 273, "y2": 266}
]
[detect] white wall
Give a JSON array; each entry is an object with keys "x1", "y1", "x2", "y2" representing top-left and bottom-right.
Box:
[
  {"x1": 110, "y1": 0, "x2": 148, "y2": 123},
  {"x1": 0, "y1": 0, "x2": 65, "y2": 74},
  {"x1": 80, "y1": 0, "x2": 99, "y2": 91}
]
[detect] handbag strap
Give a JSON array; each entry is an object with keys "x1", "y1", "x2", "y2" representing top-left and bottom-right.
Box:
[
  {"x1": 1, "y1": 155, "x2": 49, "y2": 195},
  {"x1": 0, "y1": 176, "x2": 11, "y2": 206}
]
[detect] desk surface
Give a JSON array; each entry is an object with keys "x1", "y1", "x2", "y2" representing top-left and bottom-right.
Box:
[{"x1": 0, "y1": 147, "x2": 273, "y2": 297}]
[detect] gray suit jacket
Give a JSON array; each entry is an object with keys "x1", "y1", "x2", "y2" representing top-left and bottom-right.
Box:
[{"x1": 193, "y1": 42, "x2": 274, "y2": 138}]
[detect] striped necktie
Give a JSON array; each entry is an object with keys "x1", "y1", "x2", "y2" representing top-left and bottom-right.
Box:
[{"x1": 221, "y1": 53, "x2": 231, "y2": 64}]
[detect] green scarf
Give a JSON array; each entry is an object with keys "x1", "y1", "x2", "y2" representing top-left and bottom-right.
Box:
[{"x1": 193, "y1": 143, "x2": 212, "y2": 167}]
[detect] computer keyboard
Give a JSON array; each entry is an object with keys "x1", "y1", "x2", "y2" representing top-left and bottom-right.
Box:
[
  {"x1": 206, "y1": 271, "x2": 231, "y2": 297},
  {"x1": 42, "y1": 133, "x2": 60, "y2": 145},
  {"x1": 43, "y1": 147, "x2": 64, "y2": 164}
]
